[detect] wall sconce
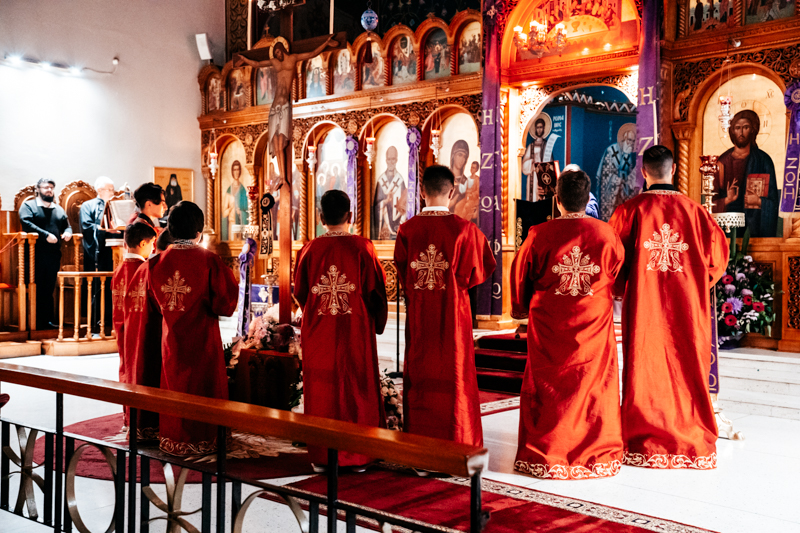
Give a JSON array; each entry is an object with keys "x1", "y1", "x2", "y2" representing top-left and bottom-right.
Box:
[
  {"x1": 718, "y1": 95, "x2": 733, "y2": 133},
  {"x1": 430, "y1": 129, "x2": 442, "y2": 163},
  {"x1": 306, "y1": 144, "x2": 317, "y2": 175},
  {"x1": 364, "y1": 136, "x2": 376, "y2": 169}
]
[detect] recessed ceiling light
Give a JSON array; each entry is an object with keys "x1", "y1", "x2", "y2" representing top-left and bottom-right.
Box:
[
  {"x1": 40, "y1": 62, "x2": 51, "y2": 69},
  {"x1": 8, "y1": 55, "x2": 22, "y2": 64},
  {"x1": 69, "y1": 67, "x2": 82, "y2": 75}
]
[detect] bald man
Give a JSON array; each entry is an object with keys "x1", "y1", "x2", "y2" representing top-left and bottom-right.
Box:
[{"x1": 372, "y1": 146, "x2": 407, "y2": 240}]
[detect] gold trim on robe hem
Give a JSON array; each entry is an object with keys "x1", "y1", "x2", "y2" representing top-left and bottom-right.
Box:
[
  {"x1": 159, "y1": 436, "x2": 218, "y2": 457},
  {"x1": 513, "y1": 459, "x2": 622, "y2": 480},
  {"x1": 622, "y1": 451, "x2": 717, "y2": 469}
]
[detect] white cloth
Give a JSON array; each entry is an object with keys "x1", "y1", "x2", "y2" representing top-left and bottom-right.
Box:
[
  {"x1": 422, "y1": 206, "x2": 449, "y2": 212},
  {"x1": 123, "y1": 252, "x2": 146, "y2": 261}
]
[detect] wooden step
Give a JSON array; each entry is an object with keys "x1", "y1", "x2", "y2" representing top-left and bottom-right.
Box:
[
  {"x1": 475, "y1": 349, "x2": 527, "y2": 373},
  {"x1": 476, "y1": 368, "x2": 523, "y2": 395}
]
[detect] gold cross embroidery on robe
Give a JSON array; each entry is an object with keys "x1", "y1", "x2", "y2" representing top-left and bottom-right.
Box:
[
  {"x1": 311, "y1": 265, "x2": 356, "y2": 315},
  {"x1": 129, "y1": 279, "x2": 147, "y2": 312},
  {"x1": 161, "y1": 271, "x2": 192, "y2": 312},
  {"x1": 643, "y1": 223, "x2": 689, "y2": 273},
  {"x1": 411, "y1": 244, "x2": 450, "y2": 290},
  {"x1": 552, "y1": 246, "x2": 600, "y2": 296},
  {"x1": 112, "y1": 282, "x2": 126, "y2": 311}
]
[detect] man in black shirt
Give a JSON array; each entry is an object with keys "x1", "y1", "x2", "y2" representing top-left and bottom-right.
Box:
[{"x1": 18, "y1": 178, "x2": 73, "y2": 329}]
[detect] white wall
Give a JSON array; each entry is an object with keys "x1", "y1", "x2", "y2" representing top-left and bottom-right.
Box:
[{"x1": 0, "y1": 0, "x2": 225, "y2": 213}]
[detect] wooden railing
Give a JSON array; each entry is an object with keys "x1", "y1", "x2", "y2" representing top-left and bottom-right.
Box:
[
  {"x1": 0, "y1": 363, "x2": 489, "y2": 532},
  {"x1": 1, "y1": 232, "x2": 37, "y2": 331},
  {"x1": 56, "y1": 271, "x2": 113, "y2": 341}
]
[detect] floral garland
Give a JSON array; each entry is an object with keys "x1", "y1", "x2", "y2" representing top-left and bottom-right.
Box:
[{"x1": 715, "y1": 231, "x2": 777, "y2": 345}]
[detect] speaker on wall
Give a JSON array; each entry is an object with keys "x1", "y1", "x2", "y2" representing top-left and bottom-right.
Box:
[{"x1": 195, "y1": 33, "x2": 212, "y2": 61}]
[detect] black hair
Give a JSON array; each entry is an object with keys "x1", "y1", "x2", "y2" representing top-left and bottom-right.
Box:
[
  {"x1": 133, "y1": 183, "x2": 164, "y2": 209},
  {"x1": 124, "y1": 221, "x2": 157, "y2": 249},
  {"x1": 156, "y1": 229, "x2": 174, "y2": 252},
  {"x1": 36, "y1": 178, "x2": 56, "y2": 188},
  {"x1": 320, "y1": 189, "x2": 350, "y2": 226},
  {"x1": 642, "y1": 145, "x2": 674, "y2": 180},
  {"x1": 556, "y1": 169, "x2": 591, "y2": 213},
  {"x1": 421, "y1": 164, "x2": 455, "y2": 196},
  {"x1": 167, "y1": 201, "x2": 205, "y2": 239}
]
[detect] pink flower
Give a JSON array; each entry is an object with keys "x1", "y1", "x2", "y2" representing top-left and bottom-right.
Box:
[
  {"x1": 721, "y1": 302, "x2": 733, "y2": 313},
  {"x1": 743, "y1": 295, "x2": 753, "y2": 305},
  {"x1": 722, "y1": 275, "x2": 734, "y2": 284},
  {"x1": 753, "y1": 302, "x2": 765, "y2": 312},
  {"x1": 741, "y1": 289, "x2": 753, "y2": 297},
  {"x1": 725, "y1": 315, "x2": 737, "y2": 326}
]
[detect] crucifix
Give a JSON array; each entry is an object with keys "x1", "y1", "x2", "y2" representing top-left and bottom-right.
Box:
[{"x1": 235, "y1": 5, "x2": 345, "y2": 324}]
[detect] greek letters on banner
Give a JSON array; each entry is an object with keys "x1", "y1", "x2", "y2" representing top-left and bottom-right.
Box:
[
  {"x1": 632, "y1": 0, "x2": 661, "y2": 192},
  {"x1": 780, "y1": 80, "x2": 800, "y2": 215},
  {"x1": 345, "y1": 135, "x2": 359, "y2": 221},
  {"x1": 407, "y1": 127, "x2": 422, "y2": 220},
  {"x1": 478, "y1": 0, "x2": 503, "y2": 316}
]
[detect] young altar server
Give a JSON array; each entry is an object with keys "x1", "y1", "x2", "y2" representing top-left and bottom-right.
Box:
[
  {"x1": 394, "y1": 165, "x2": 496, "y2": 453},
  {"x1": 609, "y1": 146, "x2": 728, "y2": 469},
  {"x1": 145, "y1": 201, "x2": 238, "y2": 455},
  {"x1": 511, "y1": 169, "x2": 625, "y2": 479},
  {"x1": 294, "y1": 190, "x2": 388, "y2": 471},
  {"x1": 112, "y1": 223, "x2": 156, "y2": 417}
]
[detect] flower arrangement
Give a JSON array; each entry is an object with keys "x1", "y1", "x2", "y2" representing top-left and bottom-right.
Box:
[
  {"x1": 228, "y1": 306, "x2": 302, "y2": 371},
  {"x1": 288, "y1": 369, "x2": 404, "y2": 431},
  {"x1": 715, "y1": 230, "x2": 776, "y2": 346}
]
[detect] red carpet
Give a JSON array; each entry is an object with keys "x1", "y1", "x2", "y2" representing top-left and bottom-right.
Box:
[{"x1": 277, "y1": 466, "x2": 716, "y2": 533}]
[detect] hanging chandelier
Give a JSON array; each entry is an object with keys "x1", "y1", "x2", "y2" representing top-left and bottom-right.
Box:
[{"x1": 513, "y1": 19, "x2": 567, "y2": 60}]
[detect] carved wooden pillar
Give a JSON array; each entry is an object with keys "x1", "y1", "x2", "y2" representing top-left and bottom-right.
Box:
[
  {"x1": 298, "y1": 158, "x2": 308, "y2": 241},
  {"x1": 450, "y1": 40, "x2": 457, "y2": 76},
  {"x1": 672, "y1": 123, "x2": 694, "y2": 196},
  {"x1": 17, "y1": 237, "x2": 26, "y2": 332},
  {"x1": 677, "y1": 2, "x2": 687, "y2": 38},
  {"x1": 734, "y1": 0, "x2": 744, "y2": 26},
  {"x1": 27, "y1": 235, "x2": 36, "y2": 331},
  {"x1": 203, "y1": 166, "x2": 215, "y2": 232}
]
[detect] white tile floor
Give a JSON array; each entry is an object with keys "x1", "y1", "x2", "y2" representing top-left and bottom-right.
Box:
[{"x1": 1, "y1": 318, "x2": 799, "y2": 532}]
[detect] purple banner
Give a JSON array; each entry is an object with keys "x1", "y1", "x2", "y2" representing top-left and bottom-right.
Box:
[
  {"x1": 407, "y1": 127, "x2": 421, "y2": 220},
  {"x1": 632, "y1": 0, "x2": 661, "y2": 191},
  {"x1": 477, "y1": 0, "x2": 503, "y2": 316},
  {"x1": 236, "y1": 237, "x2": 257, "y2": 337},
  {"x1": 345, "y1": 135, "x2": 359, "y2": 222},
  {"x1": 780, "y1": 81, "x2": 800, "y2": 215},
  {"x1": 710, "y1": 293, "x2": 719, "y2": 394}
]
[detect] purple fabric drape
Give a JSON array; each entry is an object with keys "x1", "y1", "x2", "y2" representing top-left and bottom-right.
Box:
[
  {"x1": 780, "y1": 80, "x2": 800, "y2": 214},
  {"x1": 710, "y1": 295, "x2": 719, "y2": 394},
  {"x1": 406, "y1": 127, "x2": 421, "y2": 220},
  {"x1": 477, "y1": 0, "x2": 504, "y2": 316},
  {"x1": 345, "y1": 135, "x2": 359, "y2": 221},
  {"x1": 632, "y1": 0, "x2": 661, "y2": 191},
  {"x1": 236, "y1": 237, "x2": 257, "y2": 337}
]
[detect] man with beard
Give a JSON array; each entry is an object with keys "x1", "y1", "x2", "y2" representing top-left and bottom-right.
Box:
[
  {"x1": 713, "y1": 109, "x2": 778, "y2": 237},
  {"x1": 165, "y1": 174, "x2": 182, "y2": 208},
  {"x1": 19, "y1": 178, "x2": 72, "y2": 329},
  {"x1": 597, "y1": 123, "x2": 637, "y2": 221},
  {"x1": 372, "y1": 146, "x2": 407, "y2": 239},
  {"x1": 522, "y1": 116, "x2": 560, "y2": 201}
]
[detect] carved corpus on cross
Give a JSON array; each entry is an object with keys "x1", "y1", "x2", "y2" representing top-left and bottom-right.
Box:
[
  {"x1": 235, "y1": 12, "x2": 346, "y2": 324},
  {"x1": 552, "y1": 246, "x2": 600, "y2": 296}
]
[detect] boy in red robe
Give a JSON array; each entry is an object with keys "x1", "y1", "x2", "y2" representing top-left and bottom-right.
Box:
[
  {"x1": 610, "y1": 146, "x2": 728, "y2": 469},
  {"x1": 123, "y1": 229, "x2": 174, "y2": 440},
  {"x1": 394, "y1": 165, "x2": 496, "y2": 453},
  {"x1": 145, "y1": 202, "x2": 238, "y2": 455},
  {"x1": 112, "y1": 222, "x2": 156, "y2": 423},
  {"x1": 511, "y1": 169, "x2": 625, "y2": 479},
  {"x1": 294, "y1": 190, "x2": 388, "y2": 471}
]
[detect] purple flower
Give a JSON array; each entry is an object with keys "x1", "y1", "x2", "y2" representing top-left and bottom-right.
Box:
[
  {"x1": 724, "y1": 284, "x2": 736, "y2": 295},
  {"x1": 736, "y1": 272, "x2": 746, "y2": 281},
  {"x1": 741, "y1": 289, "x2": 753, "y2": 297},
  {"x1": 726, "y1": 297, "x2": 743, "y2": 314}
]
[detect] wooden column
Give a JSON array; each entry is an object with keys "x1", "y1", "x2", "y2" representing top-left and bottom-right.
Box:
[
  {"x1": 27, "y1": 234, "x2": 36, "y2": 331},
  {"x1": 58, "y1": 276, "x2": 65, "y2": 341},
  {"x1": 99, "y1": 275, "x2": 107, "y2": 339},
  {"x1": 17, "y1": 237, "x2": 26, "y2": 332},
  {"x1": 74, "y1": 277, "x2": 81, "y2": 340},
  {"x1": 672, "y1": 123, "x2": 694, "y2": 196}
]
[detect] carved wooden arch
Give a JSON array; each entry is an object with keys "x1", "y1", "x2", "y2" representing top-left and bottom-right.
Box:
[
  {"x1": 352, "y1": 31, "x2": 386, "y2": 58},
  {"x1": 420, "y1": 103, "x2": 478, "y2": 132},
  {"x1": 302, "y1": 122, "x2": 351, "y2": 238},
  {"x1": 353, "y1": 32, "x2": 389, "y2": 89},
  {"x1": 328, "y1": 42, "x2": 356, "y2": 95},
  {"x1": 383, "y1": 24, "x2": 418, "y2": 51},
  {"x1": 499, "y1": 0, "x2": 640, "y2": 70},
  {"x1": 212, "y1": 133, "x2": 254, "y2": 239},
  {"x1": 198, "y1": 64, "x2": 222, "y2": 92},
  {"x1": 14, "y1": 185, "x2": 38, "y2": 212},
  {"x1": 449, "y1": 9, "x2": 481, "y2": 37},
  {"x1": 301, "y1": 51, "x2": 334, "y2": 99},
  {"x1": 517, "y1": 76, "x2": 639, "y2": 146},
  {"x1": 417, "y1": 17, "x2": 452, "y2": 46}
]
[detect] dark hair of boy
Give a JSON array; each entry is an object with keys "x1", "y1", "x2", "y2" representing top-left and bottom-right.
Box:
[
  {"x1": 167, "y1": 201, "x2": 205, "y2": 239},
  {"x1": 642, "y1": 145, "x2": 674, "y2": 181},
  {"x1": 156, "y1": 229, "x2": 174, "y2": 252},
  {"x1": 556, "y1": 169, "x2": 591, "y2": 213},
  {"x1": 320, "y1": 189, "x2": 351, "y2": 226},
  {"x1": 124, "y1": 221, "x2": 158, "y2": 249},
  {"x1": 133, "y1": 183, "x2": 164, "y2": 209},
  {"x1": 421, "y1": 164, "x2": 455, "y2": 196}
]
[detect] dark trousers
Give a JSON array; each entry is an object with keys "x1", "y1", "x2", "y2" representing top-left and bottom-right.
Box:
[
  {"x1": 83, "y1": 248, "x2": 114, "y2": 333},
  {"x1": 33, "y1": 246, "x2": 61, "y2": 329}
]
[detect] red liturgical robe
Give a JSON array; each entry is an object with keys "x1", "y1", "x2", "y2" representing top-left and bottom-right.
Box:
[
  {"x1": 146, "y1": 243, "x2": 238, "y2": 456},
  {"x1": 123, "y1": 261, "x2": 163, "y2": 438},
  {"x1": 510, "y1": 214, "x2": 624, "y2": 479},
  {"x1": 394, "y1": 210, "x2": 496, "y2": 448},
  {"x1": 294, "y1": 232, "x2": 389, "y2": 466},
  {"x1": 609, "y1": 187, "x2": 728, "y2": 469},
  {"x1": 112, "y1": 257, "x2": 144, "y2": 386}
]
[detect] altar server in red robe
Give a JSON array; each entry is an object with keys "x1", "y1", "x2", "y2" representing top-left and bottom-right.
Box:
[
  {"x1": 145, "y1": 202, "x2": 238, "y2": 455},
  {"x1": 123, "y1": 228, "x2": 172, "y2": 440},
  {"x1": 294, "y1": 190, "x2": 388, "y2": 471},
  {"x1": 609, "y1": 146, "x2": 728, "y2": 469},
  {"x1": 395, "y1": 165, "x2": 495, "y2": 451},
  {"x1": 112, "y1": 223, "x2": 156, "y2": 414},
  {"x1": 511, "y1": 169, "x2": 625, "y2": 479}
]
